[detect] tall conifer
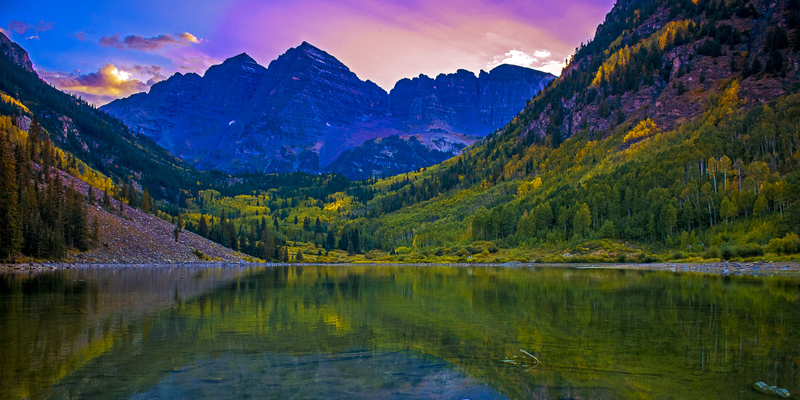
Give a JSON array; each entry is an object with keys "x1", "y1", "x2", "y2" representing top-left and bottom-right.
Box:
[{"x1": 0, "y1": 132, "x2": 22, "y2": 259}]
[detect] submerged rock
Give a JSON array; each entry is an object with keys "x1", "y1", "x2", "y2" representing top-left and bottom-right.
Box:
[{"x1": 753, "y1": 381, "x2": 791, "y2": 398}]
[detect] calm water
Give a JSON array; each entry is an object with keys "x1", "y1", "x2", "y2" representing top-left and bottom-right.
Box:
[{"x1": 1, "y1": 264, "x2": 799, "y2": 399}]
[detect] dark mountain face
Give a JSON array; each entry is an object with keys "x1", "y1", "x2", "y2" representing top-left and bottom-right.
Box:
[
  {"x1": 206, "y1": 42, "x2": 391, "y2": 173},
  {"x1": 0, "y1": 32, "x2": 35, "y2": 74},
  {"x1": 390, "y1": 65, "x2": 554, "y2": 136},
  {"x1": 102, "y1": 42, "x2": 554, "y2": 178},
  {"x1": 325, "y1": 135, "x2": 459, "y2": 179}
]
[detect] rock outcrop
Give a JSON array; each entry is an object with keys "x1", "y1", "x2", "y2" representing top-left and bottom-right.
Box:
[{"x1": 0, "y1": 32, "x2": 35, "y2": 74}]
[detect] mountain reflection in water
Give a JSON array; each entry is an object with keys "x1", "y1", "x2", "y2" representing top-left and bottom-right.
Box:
[{"x1": 1, "y1": 264, "x2": 798, "y2": 399}]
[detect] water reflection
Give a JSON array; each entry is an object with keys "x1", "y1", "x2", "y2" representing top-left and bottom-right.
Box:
[{"x1": 1, "y1": 265, "x2": 798, "y2": 399}]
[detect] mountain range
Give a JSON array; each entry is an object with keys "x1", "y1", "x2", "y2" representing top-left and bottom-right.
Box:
[{"x1": 101, "y1": 42, "x2": 554, "y2": 179}]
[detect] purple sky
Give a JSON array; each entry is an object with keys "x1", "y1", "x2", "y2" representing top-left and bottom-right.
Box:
[{"x1": 2, "y1": 0, "x2": 616, "y2": 105}]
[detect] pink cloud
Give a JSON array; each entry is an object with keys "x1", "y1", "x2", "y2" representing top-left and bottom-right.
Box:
[
  {"x1": 99, "y1": 32, "x2": 203, "y2": 51},
  {"x1": 7, "y1": 19, "x2": 54, "y2": 35}
]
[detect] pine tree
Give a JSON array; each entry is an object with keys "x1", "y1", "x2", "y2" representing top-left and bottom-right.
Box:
[
  {"x1": 0, "y1": 132, "x2": 22, "y2": 259},
  {"x1": 198, "y1": 214, "x2": 209, "y2": 237},
  {"x1": 295, "y1": 249, "x2": 303, "y2": 261},
  {"x1": 28, "y1": 116, "x2": 40, "y2": 162},
  {"x1": 91, "y1": 216, "x2": 100, "y2": 244},
  {"x1": 87, "y1": 185, "x2": 94, "y2": 205},
  {"x1": 65, "y1": 184, "x2": 89, "y2": 251},
  {"x1": 174, "y1": 214, "x2": 183, "y2": 242},
  {"x1": 141, "y1": 188, "x2": 151, "y2": 213},
  {"x1": 259, "y1": 225, "x2": 276, "y2": 261}
]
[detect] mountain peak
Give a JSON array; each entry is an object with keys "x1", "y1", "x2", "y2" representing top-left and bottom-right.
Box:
[
  {"x1": 297, "y1": 41, "x2": 320, "y2": 51},
  {"x1": 288, "y1": 41, "x2": 334, "y2": 61},
  {"x1": 0, "y1": 32, "x2": 35, "y2": 74},
  {"x1": 223, "y1": 52, "x2": 257, "y2": 65}
]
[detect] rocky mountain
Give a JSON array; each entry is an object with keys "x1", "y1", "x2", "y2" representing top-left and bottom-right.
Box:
[
  {"x1": 390, "y1": 64, "x2": 553, "y2": 136},
  {"x1": 0, "y1": 32, "x2": 35, "y2": 74},
  {"x1": 102, "y1": 42, "x2": 554, "y2": 179},
  {"x1": 325, "y1": 135, "x2": 467, "y2": 179}
]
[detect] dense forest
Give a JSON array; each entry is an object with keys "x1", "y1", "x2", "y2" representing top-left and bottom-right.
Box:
[
  {"x1": 1, "y1": 0, "x2": 800, "y2": 263},
  {"x1": 0, "y1": 116, "x2": 92, "y2": 259}
]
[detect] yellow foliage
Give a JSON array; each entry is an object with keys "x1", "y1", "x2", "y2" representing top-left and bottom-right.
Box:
[
  {"x1": 623, "y1": 119, "x2": 661, "y2": 144},
  {"x1": 593, "y1": 20, "x2": 692, "y2": 87},
  {"x1": 517, "y1": 177, "x2": 543, "y2": 198},
  {"x1": 1, "y1": 92, "x2": 30, "y2": 114}
]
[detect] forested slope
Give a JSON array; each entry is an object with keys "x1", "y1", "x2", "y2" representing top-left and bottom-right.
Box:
[{"x1": 176, "y1": 0, "x2": 800, "y2": 263}]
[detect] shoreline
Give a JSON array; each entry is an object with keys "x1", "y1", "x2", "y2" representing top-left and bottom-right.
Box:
[{"x1": 2, "y1": 260, "x2": 799, "y2": 277}]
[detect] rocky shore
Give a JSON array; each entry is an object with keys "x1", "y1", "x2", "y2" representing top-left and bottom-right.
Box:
[{"x1": 592, "y1": 261, "x2": 800, "y2": 276}]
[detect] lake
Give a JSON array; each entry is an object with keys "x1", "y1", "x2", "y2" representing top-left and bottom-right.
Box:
[{"x1": 1, "y1": 264, "x2": 798, "y2": 399}]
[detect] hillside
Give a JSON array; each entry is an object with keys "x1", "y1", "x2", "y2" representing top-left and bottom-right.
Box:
[
  {"x1": 354, "y1": 0, "x2": 800, "y2": 261},
  {"x1": 0, "y1": 33, "x2": 251, "y2": 264},
  {"x1": 0, "y1": 111, "x2": 246, "y2": 265}
]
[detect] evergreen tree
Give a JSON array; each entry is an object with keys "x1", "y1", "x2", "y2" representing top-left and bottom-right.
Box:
[
  {"x1": 259, "y1": 225, "x2": 276, "y2": 261},
  {"x1": 91, "y1": 216, "x2": 100, "y2": 244},
  {"x1": 141, "y1": 188, "x2": 151, "y2": 213},
  {"x1": 198, "y1": 214, "x2": 209, "y2": 237},
  {"x1": 28, "y1": 116, "x2": 40, "y2": 162},
  {"x1": 173, "y1": 214, "x2": 183, "y2": 242},
  {"x1": 0, "y1": 132, "x2": 22, "y2": 259},
  {"x1": 64, "y1": 184, "x2": 89, "y2": 251},
  {"x1": 87, "y1": 185, "x2": 95, "y2": 205}
]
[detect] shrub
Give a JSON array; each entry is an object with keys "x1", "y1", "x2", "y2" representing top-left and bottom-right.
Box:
[
  {"x1": 736, "y1": 243, "x2": 763, "y2": 258},
  {"x1": 720, "y1": 245, "x2": 736, "y2": 260},
  {"x1": 642, "y1": 254, "x2": 659, "y2": 263},
  {"x1": 670, "y1": 251, "x2": 686, "y2": 260},
  {"x1": 702, "y1": 246, "x2": 720, "y2": 259},
  {"x1": 395, "y1": 246, "x2": 412, "y2": 254},
  {"x1": 767, "y1": 233, "x2": 800, "y2": 255},
  {"x1": 466, "y1": 245, "x2": 482, "y2": 254}
]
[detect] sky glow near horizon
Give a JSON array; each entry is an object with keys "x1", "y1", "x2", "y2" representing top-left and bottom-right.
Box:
[{"x1": 2, "y1": 0, "x2": 616, "y2": 105}]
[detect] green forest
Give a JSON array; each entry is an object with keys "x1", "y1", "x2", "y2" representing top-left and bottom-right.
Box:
[{"x1": 1, "y1": 0, "x2": 800, "y2": 263}]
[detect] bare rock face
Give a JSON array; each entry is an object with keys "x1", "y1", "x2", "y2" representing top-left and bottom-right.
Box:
[
  {"x1": 102, "y1": 42, "x2": 554, "y2": 178},
  {"x1": 101, "y1": 54, "x2": 266, "y2": 164},
  {"x1": 477, "y1": 65, "x2": 554, "y2": 132},
  {"x1": 391, "y1": 66, "x2": 554, "y2": 136},
  {"x1": 0, "y1": 32, "x2": 35, "y2": 74},
  {"x1": 207, "y1": 42, "x2": 390, "y2": 173}
]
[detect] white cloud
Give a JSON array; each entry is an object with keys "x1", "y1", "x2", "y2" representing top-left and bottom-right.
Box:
[
  {"x1": 490, "y1": 49, "x2": 538, "y2": 68},
  {"x1": 536, "y1": 60, "x2": 566, "y2": 76},
  {"x1": 533, "y1": 50, "x2": 551, "y2": 59},
  {"x1": 488, "y1": 49, "x2": 565, "y2": 75}
]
